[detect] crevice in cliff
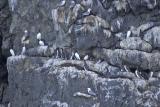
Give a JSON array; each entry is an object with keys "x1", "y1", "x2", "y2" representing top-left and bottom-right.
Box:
[{"x1": 0, "y1": 0, "x2": 11, "y2": 105}]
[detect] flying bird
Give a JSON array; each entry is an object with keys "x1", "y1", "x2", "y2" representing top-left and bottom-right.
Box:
[
  {"x1": 87, "y1": 88, "x2": 96, "y2": 96},
  {"x1": 10, "y1": 49, "x2": 15, "y2": 56},
  {"x1": 75, "y1": 52, "x2": 81, "y2": 60}
]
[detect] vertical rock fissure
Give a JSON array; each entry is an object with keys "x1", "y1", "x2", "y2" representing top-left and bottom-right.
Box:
[{"x1": 0, "y1": 0, "x2": 11, "y2": 104}]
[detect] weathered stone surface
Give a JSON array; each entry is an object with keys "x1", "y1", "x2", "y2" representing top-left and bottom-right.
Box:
[
  {"x1": 2, "y1": 0, "x2": 160, "y2": 106},
  {"x1": 143, "y1": 26, "x2": 160, "y2": 49},
  {"x1": 120, "y1": 37, "x2": 152, "y2": 52},
  {"x1": 93, "y1": 49, "x2": 160, "y2": 71},
  {"x1": 6, "y1": 56, "x2": 160, "y2": 107}
]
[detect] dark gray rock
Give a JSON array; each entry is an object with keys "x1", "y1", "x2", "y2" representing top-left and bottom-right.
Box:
[
  {"x1": 6, "y1": 56, "x2": 160, "y2": 107},
  {"x1": 120, "y1": 37, "x2": 152, "y2": 52},
  {"x1": 93, "y1": 48, "x2": 160, "y2": 71},
  {"x1": 143, "y1": 26, "x2": 160, "y2": 49},
  {"x1": 3, "y1": 0, "x2": 160, "y2": 107}
]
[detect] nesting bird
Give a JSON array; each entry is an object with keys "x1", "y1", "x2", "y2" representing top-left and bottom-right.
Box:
[
  {"x1": 124, "y1": 65, "x2": 130, "y2": 72},
  {"x1": 87, "y1": 88, "x2": 96, "y2": 96},
  {"x1": 127, "y1": 30, "x2": 131, "y2": 38},
  {"x1": 39, "y1": 40, "x2": 45, "y2": 46},
  {"x1": 135, "y1": 68, "x2": 142, "y2": 78},
  {"x1": 84, "y1": 55, "x2": 89, "y2": 61},
  {"x1": 58, "y1": 0, "x2": 66, "y2": 7},
  {"x1": 82, "y1": 8, "x2": 92, "y2": 16},
  {"x1": 21, "y1": 30, "x2": 30, "y2": 45},
  {"x1": 21, "y1": 46, "x2": 26, "y2": 55},
  {"x1": 36, "y1": 32, "x2": 45, "y2": 46},
  {"x1": 10, "y1": 49, "x2": 15, "y2": 56},
  {"x1": 56, "y1": 49, "x2": 59, "y2": 59},
  {"x1": 75, "y1": 52, "x2": 81, "y2": 60},
  {"x1": 36, "y1": 32, "x2": 42, "y2": 40},
  {"x1": 149, "y1": 71, "x2": 153, "y2": 78},
  {"x1": 70, "y1": 0, "x2": 76, "y2": 9}
]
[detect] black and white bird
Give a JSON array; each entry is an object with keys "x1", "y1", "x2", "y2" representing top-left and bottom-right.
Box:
[
  {"x1": 75, "y1": 52, "x2": 81, "y2": 60},
  {"x1": 58, "y1": 0, "x2": 66, "y2": 7},
  {"x1": 87, "y1": 88, "x2": 96, "y2": 96},
  {"x1": 10, "y1": 49, "x2": 15, "y2": 56},
  {"x1": 21, "y1": 30, "x2": 30, "y2": 45},
  {"x1": 21, "y1": 46, "x2": 26, "y2": 55},
  {"x1": 82, "y1": 8, "x2": 92, "y2": 16}
]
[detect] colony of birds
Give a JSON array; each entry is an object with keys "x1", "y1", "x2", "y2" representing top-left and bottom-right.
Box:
[{"x1": 9, "y1": 0, "x2": 154, "y2": 82}]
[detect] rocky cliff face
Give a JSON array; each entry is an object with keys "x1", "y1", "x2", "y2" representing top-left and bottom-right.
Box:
[{"x1": 0, "y1": 0, "x2": 160, "y2": 107}]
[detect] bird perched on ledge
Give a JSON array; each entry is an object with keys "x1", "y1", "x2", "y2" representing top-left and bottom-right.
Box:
[
  {"x1": 75, "y1": 52, "x2": 81, "y2": 60},
  {"x1": 10, "y1": 49, "x2": 15, "y2": 56},
  {"x1": 21, "y1": 30, "x2": 30, "y2": 45},
  {"x1": 57, "y1": 0, "x2": 66, "y2": 7},
  {"x1": 87, "y1": 88, "x2": 96, "y2": 96}
]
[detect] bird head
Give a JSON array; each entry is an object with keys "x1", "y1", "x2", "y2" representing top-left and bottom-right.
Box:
[{"x1": 87, "y1": 88, "x2": 91, "y2": 91}]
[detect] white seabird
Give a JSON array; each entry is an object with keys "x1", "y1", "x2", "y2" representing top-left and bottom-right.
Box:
[
  {"x1": 37, "y1": 32, "x2": 42, "y2": 40},
  {"x1": 87, "y1": 88, "x2": 96, "y2": 96},
  {"x1": 70, "y1": 0, "x2": 76, "y2": 9},
  {"x1": 84, "y1": 55, "x2": 89, "y2": 61},
  {"x1": 56, "y1": 49, "x2": 59, "y2": 59},
  {"x1": 39, "y1": 40, "x2": 45, "y2": 46},
  {"x1": 10, "y1": 49, "x2": 15, "y2": 56},
  {"x1": 83, "y1": 8, "x2": 92, "y2": 16},
  {"x1": 127, "y1": 30, "x2": 131, "y2": 38},
  {"x1": 21, "y1": 46, "x2": 26, "y2": 55},
  {"x1": 75, "y1": 52, "x2": 81, "y2": 60},
  {"x1": 21, "y1": 30, "x2": 29, "y2": 45},
  {"x1": 58, "y1": 0, "x2": 66, "y2": 7},
  {"x1": 124, "y1": 65, "x2": 130, "y2": 72},
  {"x1": 149, "y1": 71, "x2": 153, "y2": 78},
  {"x1": 135, "y1": 68, "x2": 141, "y2": 78}
]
